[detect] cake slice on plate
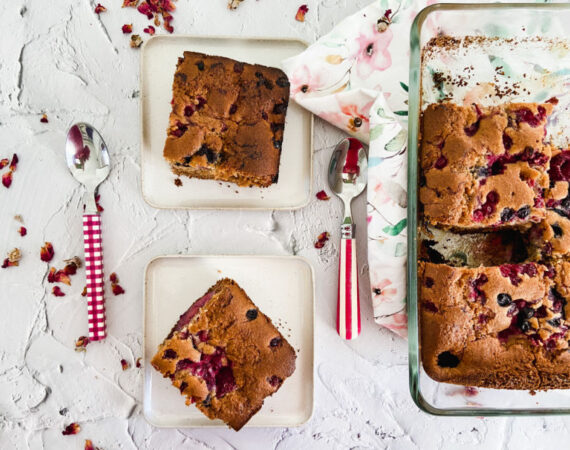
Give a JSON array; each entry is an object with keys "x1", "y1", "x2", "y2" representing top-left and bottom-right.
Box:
[{"x1": 151, "y1": 278, "x2": 296, "y2": 430}]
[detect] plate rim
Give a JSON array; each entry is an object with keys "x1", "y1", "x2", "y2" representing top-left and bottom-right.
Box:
[
  {"x1": 139, "y1": 35, "x2": 314, "y2": 211},
  {"x1": 142, "y1": 253, "x2": 316, "y2": 428}
]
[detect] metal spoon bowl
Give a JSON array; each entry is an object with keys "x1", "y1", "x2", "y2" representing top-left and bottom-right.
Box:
[
  {"x1": 66, "y1": 123, "x2": 110, "y2": 213},
  {"x1": 328, "y1": 137, "x2": 368, "y2": 340}
]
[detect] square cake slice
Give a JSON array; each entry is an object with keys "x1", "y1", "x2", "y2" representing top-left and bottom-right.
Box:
[
  {"x1": 151, "y1": 278, "x2": 296, "y2": 430},
  {"x1": 163, "y1": 51, "x2": 290, "y2": 188},
  {"x1": 420, "y1": 102, "x2": 552, "y2": 229}
]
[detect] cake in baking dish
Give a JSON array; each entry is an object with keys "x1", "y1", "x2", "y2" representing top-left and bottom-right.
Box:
[{"x1": 420, "y1": 102, "x2": 552, "y2": 229}]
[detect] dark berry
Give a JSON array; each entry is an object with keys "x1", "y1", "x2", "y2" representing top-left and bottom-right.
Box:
[
  {"x1": 270, "y1": 337, "x2": 281, "y2": 347},
  {"x1": 261, "y1": 111, "x2": 268, "y2": 120},
  {"x1": 196, "y1": 96, "x2": 207, "y2": 109},
  {"x1": 184, "y1": 105, "x2": 195, "y2": 117},
  {"x1": 516, "y1": 205, "x2": 531, "y2": 219},
  {"x1": 437, "y1": 351, "x2": 460, "y2": 368},
  {"x1": 273, "y1": 139, "x2": 282, "y2": 150},
  {"x1": 552, "y1": 223, "x2": 563, "y2": 238},
  {"x1": 434, "y1": 156, "x2": 448, "y2": 169},
  {"x1": 179, "y1": 381, "x2": 188, "y2": 393},
  {"x1": 255, "y1": 71, "x2": 264, "y2": 78},
  {"x1": 263, "y1": 79, "x2": 274, "y2": 90},
  {"x1": 422, "y1": 301, "x2": 438, "y2": 313},
  {"x1": 276, "y1": 76, "x2": 290, "y2": 88},
  {"x1": 476, "y1": 166, "x2": 490, "y2": 178},
  {"x1": 502, "y1": 132, "x2": 513, "y2": 150},
  {"x1": 425, "y1": 277, "x2": 434, "y2": 288},
  {"x1": 195, "y1": 61, "x2": 205, "y2": 71},
  {"x1": 520, "y1": 307, "x2": 535, "y2": 320},
  {"x1": 233, "y1": 62, "x2": 244, "y2": 73},
  {"x1": 183, "y1": 156, "x2": 192, "y2": 164},
  {"x1": 500, "y1": 208, "x2": 515, "y2": 222},
  {"x1": 353, "y1": 117, "x2": 363, "y2": 127},
  {"x1": 366, "y1": 43, "x2": 374, "y2": 55},
  {"x1": 519, "y1": 320, "x2": 530, "y2": 333},
  {"x1": 163, "y1": 349, "x2": 178, "y2": 359},
  {"x1": 548, "y1": 318, "x2": 561, "y2": 327},
  {"x1": 550, "y1": 151, "x2": 570, "y2": 182},
  {"x1": 300, "y1": 84, "x2": 309, "y2": 93},
  {"x1": 487, "y1": 191, "x2": 499, "y2": 204},
  {"x1": 268, "y1": 375, "x2": 282, "y2": 387},
  {"x1": 229, "y1": 104, "x2": 237, "y2": 114},
  {"x1": 497, "y1": 293, "x2": 512, "y2": 307},
  {"x1": 464, "y1": 121, "x2": 480, "y2": 137},
  {"x1": 202, "y1": 394, "x2": 212, "y2": 407},
  {"x1": 246, "y1": 309, "x2": 258, "y2": 320},
  {"x1": 273, "y1": 103, "x2": 287, "y2": 114}
]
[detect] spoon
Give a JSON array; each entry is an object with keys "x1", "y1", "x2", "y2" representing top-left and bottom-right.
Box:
[
  {"x1": 66, "y1": 123, "x2": 111, "y2": 341},
  {"x1": 328, "y1": 137, "x2": 368, "y2": 340}
]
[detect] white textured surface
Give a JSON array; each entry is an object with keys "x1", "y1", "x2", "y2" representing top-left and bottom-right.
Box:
[{"x1": 0, "y1": 1, "x2": 567, "y2": 449}]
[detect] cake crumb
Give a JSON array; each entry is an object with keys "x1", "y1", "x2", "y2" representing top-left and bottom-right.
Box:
[{"x1": 174, "y1": 178, "x2": 182, "y2": 187}]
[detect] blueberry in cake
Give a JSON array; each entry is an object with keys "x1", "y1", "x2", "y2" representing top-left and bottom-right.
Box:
[
  {"x1": 163, "y1": 52, "x2": 290, "y2": 188},
  {"x1": 420, "y1": 102, "x2": 552, "y2": 229},
  {"x1": 151, "y1": 278, "x2": 296, "y2": 430}
]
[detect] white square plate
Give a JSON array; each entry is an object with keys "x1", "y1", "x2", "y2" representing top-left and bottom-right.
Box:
[
  {"x1": 143, "y1": 255, "x2": 315, "y2": 428},
  {"x1": 140, "y1": 36, "x2": 313, "y2": 210}
]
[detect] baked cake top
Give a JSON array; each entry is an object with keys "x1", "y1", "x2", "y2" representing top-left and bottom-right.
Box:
[{"x1": 163, "y1": 52, "x2": 290, "y2": 186}]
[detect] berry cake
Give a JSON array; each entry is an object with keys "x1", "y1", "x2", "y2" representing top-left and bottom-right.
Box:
[
  {"x1": 163, "y1": 52, "x2": 290, "y2": 188},
  {"x1": 420, "y1": 102, "x2": 552, "y2": 229},
  {"x1": 151, "y1": 278, "x2": 296, "y2": 430},
  {"x1": 530, "y1": 149, "x2": 570, "y2": 258},
  {"x1": 420, "y1": 261, "x2": 570, "y2": 389}
]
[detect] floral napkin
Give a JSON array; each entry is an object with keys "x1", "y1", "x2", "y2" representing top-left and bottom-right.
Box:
[{"x1": 282, "y1": 0, "x2": 422, "y2": 338}]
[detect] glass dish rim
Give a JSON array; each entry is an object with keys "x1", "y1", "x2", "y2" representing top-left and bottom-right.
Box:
[{"x1": 407, "y1": 1, "x2": 570, "y2": 416}]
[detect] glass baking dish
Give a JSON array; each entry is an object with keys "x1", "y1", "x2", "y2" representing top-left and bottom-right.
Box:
[{"x1": 408, "y1": 2, "x2": 570, "y2": 415}]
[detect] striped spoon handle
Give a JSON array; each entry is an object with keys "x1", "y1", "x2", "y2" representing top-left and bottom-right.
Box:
[
  {"x1": 336, "y1": 223, "x2": 361, "y2": 340},
  {"x1": 83, "y1": 214, "x2": 107, "y2": 341}
]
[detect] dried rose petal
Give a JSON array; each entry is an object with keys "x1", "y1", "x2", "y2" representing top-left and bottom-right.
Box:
[
  {"x1": 47, "y1": 267, "x2": 57, "y2": 283},
  {"x1": 110, "y1": 272, "x2": 119, "y2": 284},
  {"x1": 81, "y1": 285, "x2": 87, "y2": 297},
  {"x1": 122, "y1": 24, "x2": 133, "y2": 34},
  {"x1": 112, "y1": 283, "x2": 125, "y2": 295},
  {"x1": 316, "y1": 190, "x2": 330, "y2": 201},
  {"x1": 55, "y1": 270, "x2": 71, "y2": 286},
  {"x1": 137, "y1": 2, "x2": 153, "y2": 19},
  {"x1": 40, "y1": 114, "x2": 48, "y2": 123},
  {"x1": 75, "y1": 336, "x2": 90, "y2": 352},
  {"x1": 62, "y1": 423, "x2": 80, "y2": 435},
  {"x1": 2, "y1": 171, "x2": 12, "y2": 188},
  {"x1": 136, "y1": 357, "x2": 142, "y2": 368},
  {"x1": 7, "y1": 154, "x2": 16, "y2": 171},
  {"x1": 94, "y1": 4, "x2": 107, "y2": 13},
  {"x1": 18, "y1": 226, "x2": 27, "y2": 237},
  {"x1": 295, "y1": 4, "x2": 309, "y2": 22},
  {"x1": 14, "y1": 215, "x2": 24, "y2": 223},
  {"x1": 130, "y1": 34, "x2": 143, "y2": 48},
  {"x1": 121, "y1": 359, "x2": 130, "y2": 370},
  {"x1": 314, "y1": 231, "x2": 330, "y2": 249},
  {"x1": 122, "y1": 0, "x2": 139, "y2": 6},
  {"x1": 143, "y1": 25, "x2": 156, "y2": 35},
  {"x1": 95, "y1": 194, "x2": 104, "y2": 212},
  {"x1": 84, "y1": 440, "x2": 96, "y2": 450},
  {"x1": 40, "y1": 242, "x2": 54, "y2": 262},
  {"x1": 2, "y1": 248, "x2": 21, "y2": 268},
  {"x1": 0, "y1": 158, "x2": 8, "y2": 169},
  {"x1": 52, "y1": 286, "x2": 65, "y2": 297}
]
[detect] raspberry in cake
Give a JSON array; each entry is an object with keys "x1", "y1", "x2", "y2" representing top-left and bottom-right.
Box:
[
  {"x1": 163, "y1": 52, "x2": 290, "y2": 188},
  {"x1": 530, "y1": 148, "x2": 570, "y2": 258},
  {"x1": 420, "y1": 102, "x2": 552, "y2": 229},
  {"x1": 151, "y1": 278, "x2": 296, "y2": 430},
  {"x1": 419, "y1": 261, "x2": 570, "y2": 389}
]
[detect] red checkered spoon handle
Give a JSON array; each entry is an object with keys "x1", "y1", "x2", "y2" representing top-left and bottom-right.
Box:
[
  {"x1": 83, "y1": 214, "x2": 106, "y2": 341},
  {"x1": 336, "y1": 224, "x2": 361, "y2": 340}
]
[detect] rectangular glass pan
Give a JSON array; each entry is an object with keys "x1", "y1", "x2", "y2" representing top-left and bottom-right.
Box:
[{"x1": 408, "y1": 2, "x2": 570, "y2": 415}]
